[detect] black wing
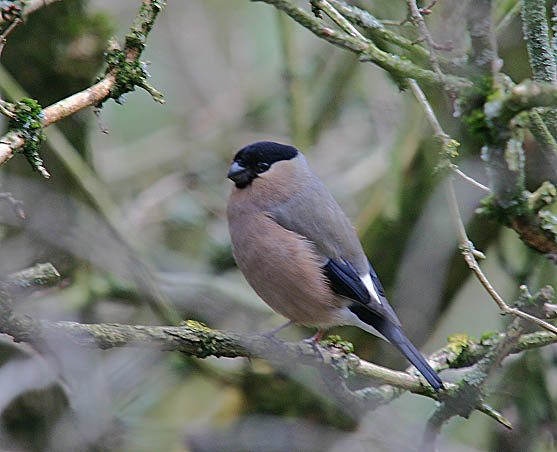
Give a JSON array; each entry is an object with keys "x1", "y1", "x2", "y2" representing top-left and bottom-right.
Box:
[
  {"x1": 323, "y1": 258, "x2": 443, "y2": 391},
  {"x1": 322, "y1": 258, "x2": 400, "y2": 326}
]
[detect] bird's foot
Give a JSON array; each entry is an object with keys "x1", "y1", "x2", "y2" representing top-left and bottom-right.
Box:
[
  {"x1": 302, "y1": 329, "x2": 328, "y2": 361},
  {"x1": 303, "y1": 328, "x2": 325, "y2": 345}
]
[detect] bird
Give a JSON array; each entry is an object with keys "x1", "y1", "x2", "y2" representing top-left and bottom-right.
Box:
[{"x1": 226, "y1": 141, "x2": 443, "y2": 391}]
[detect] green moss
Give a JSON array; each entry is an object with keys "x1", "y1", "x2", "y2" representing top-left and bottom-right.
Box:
[
  {"x1": 479, "y1": 331, "x2": 498, "y2": 344},
  {"x1": 476, "y1": 192, "x2": 529, "y2": 223},
  {"x1": 8, "y1": 98, "x2": 48, "y2": 177},
  {"x1": 458, "y1": 75, "x2": 494, "y2": 141},
  {"x1": 100, "y1": 41, "x2": 164, "y2": 105},
  {"x1": 321, "y1": 335, "x2": 354, "y2": 354},
  {"x1": 181, "y1": 319, "x2": 211, "y2": 331},
  {"x1": 447, "y1": 333, "x2": 476, "y2": 355}
]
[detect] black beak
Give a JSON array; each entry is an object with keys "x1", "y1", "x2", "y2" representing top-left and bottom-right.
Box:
[
  {"x1": 227, "y1": 161, "x2": 254, "y2": 188},
  {"x1": 227, "y1": 161, "x2": 246, "y2": 181}
]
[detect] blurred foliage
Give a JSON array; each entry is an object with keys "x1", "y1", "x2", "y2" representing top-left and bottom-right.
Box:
[{"x1": 0, "y1": 0, "x2": 554, "y2": 451}]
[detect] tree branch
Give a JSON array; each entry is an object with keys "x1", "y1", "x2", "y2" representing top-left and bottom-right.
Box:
[
  {"x1": 0, "y1": 297, "x2": 554, "y2": 395},
  {"x1": 3, "y1": 263, "x2": 61, "y2": 293},
  {"x1": 521, "y1": 0, "x2": 557, "y2": 140},
  {"x1": 253, "y1": 0, "x2": 470, "y2": 91},
  {"x1": 406, "y1": 0, "x2": 443, "y2": 79},
  {"x1": 487, "y1": 80, "x2": 557, "y2": 125},
  {"x1": 422, "y1": 318, "x2": 524, "y2": 450},
  {"x1": 0, "y1": 0, "x2": 166, "y2": 171},
  {"x1": 1, "y1": 263, "x2": 554, "y2": 428},
  {"x1": 466, "y1": 0, "x2": 499, "y2": 75}
]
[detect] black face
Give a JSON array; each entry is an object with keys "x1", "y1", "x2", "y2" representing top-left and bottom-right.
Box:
[{"x1": 227, "y1": 141, "x2": 298, "y2": 188}]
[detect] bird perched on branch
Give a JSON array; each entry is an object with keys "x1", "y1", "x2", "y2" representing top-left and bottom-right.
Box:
[{"x1": 226, "y1": 141, "x2": 443, "y2": 391}]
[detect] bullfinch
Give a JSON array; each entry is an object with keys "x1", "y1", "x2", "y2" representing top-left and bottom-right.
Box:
[{"x1": 226, "y1": 141, "x2": 443, "y2": 391}]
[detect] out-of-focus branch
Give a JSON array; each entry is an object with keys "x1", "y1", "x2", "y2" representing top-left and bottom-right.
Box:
[
  {"x1": 253, "y1": 0, "x2": 470, "y2": 91},
  {"x1": 0, "y1": 278, "x2": 555, "y2": 420},
  {"x1": 276, "y1": 11, "x2": 310, "y2": 149},
  {"x1": 327, "y1": 0, "x2": 431, "y2": 63},
  {"x1": 422, "y1": 318, "x2": 523, "y2": 451},
  {"x1": 522, "y1": 0, "x2": 557, "y2": 140},
  {"x1": 0, "y1": 0, "x2": 166, "y2": 172},
  {"x1": 0, "y1": 190, "x2": 25, "y2": 218},
  {"x1": 487, "y1": 81, "x2": 557, "y2": 125},
  {"x1": 3, "y1": 263, "x2": 61, "y2": 293},
  {"x1": 406, "y1": 0, "x2": 443, "y2": 78},
  {"x1": 467, "y1": 0, "x2": 499, "y2": 75},
  {"x1": 0, "y1": 66, "x2": 180, "y2": 327},
  {"x1": 448, "y1": 180, "x2": 557, "y2": 333}
]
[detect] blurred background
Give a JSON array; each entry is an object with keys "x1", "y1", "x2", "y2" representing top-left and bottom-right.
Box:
[{"x1": 0, "y1": 0, "x2": 555, "y2": 451}]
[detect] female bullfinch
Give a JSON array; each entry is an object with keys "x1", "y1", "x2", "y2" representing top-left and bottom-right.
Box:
[{"x1": 226, "y1": 141, "x2": 443, "y2": 391}]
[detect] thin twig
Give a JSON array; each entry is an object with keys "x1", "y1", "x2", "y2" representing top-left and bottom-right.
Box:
[
  {"x1": 452, "y1": 166, "x2": 490, "y2": 192},
  {"x1": 408, "y1": 78, "x2": 445, "y2": 136},
  {"x1": 313, "y1": 0, "x2": 366, "y2": 39},
  {"x1": 0, "y1": 17, "x2": 22, "y2": 56},
  {"x1": 257, "y1": 0, "x2": 471, "y2": 91},
  {"x1": 447, "y1": 178, "x2": 557, "y2": 335},
  {"x1": 409, "y1": 76, "x2": 556, "y2": 335},
  {"x1": 406, "y1": 0, "x2": 444, "y2": 79}
]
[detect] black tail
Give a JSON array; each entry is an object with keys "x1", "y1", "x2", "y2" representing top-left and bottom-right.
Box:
[
  {"x1": 349, "y1": 305, "x2": 444, "y2": 391},
  {"x1": 384, "y1": 326, "x2": 444, "y2": 392}
]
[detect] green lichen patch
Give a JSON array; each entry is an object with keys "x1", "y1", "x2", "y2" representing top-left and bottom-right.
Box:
[
  {"x1": 181, "y1": 319, "x2": 211, "y2": 332},
  {"x1": 528, "y1": 182, "x2": 557, "y2": 211},
  {"x1": 8, "y1": 98, "x2": 49, "y2": 178},
  {"x1": 321, "y1": 335, "x2": 354, "y2": 354},
  {"x1": 126, "y1": 0, "x2": 166, "y2": 52},
  {"x1": 476, "y1": 192, "x2": 529, "y2": 223},
  {"x1": 538, "y1": 210, "x2": 557, "y2": 234},
  {"x1": 479, "y1": 331, "x2": 498, "y2": 345},
  {"x1": 447, "y1": 333, "x2": 476, "y2": 356},
  {"x1": 458, "y1": 75, "x2": 494, "y2": 140},
  {"x1": 101, "y1": 44, "x2": 164, "y2": 105}
]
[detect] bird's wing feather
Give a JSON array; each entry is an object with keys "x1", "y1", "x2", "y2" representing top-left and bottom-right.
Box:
[{"x1": 323, "y1": 258, "x2": 400, "y2": 326}]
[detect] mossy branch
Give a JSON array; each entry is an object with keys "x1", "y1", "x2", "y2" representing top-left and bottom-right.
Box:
[
  {"x1": 0, "y1": 0, "x2": 166, "y2": 174},
  {"x1": 0, "y1": 265, "x2": 554, "y2": 426},
  {"x1": 521, "y1": 0, "x2": 557, "y2": 140},
  {"x1": 253, "y1": 0, "x2": 470, "y2": 91},
  {"x1": 3, "y1": 262, "x2": 61, "y2": 293},
  {"x1": 486, "y1": 80, "x2": 557, "y2": 125}
]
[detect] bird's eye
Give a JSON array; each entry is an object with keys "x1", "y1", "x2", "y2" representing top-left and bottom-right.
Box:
[{"x1": 256, "y1": 162, "x2": 270, "y2": 173}]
